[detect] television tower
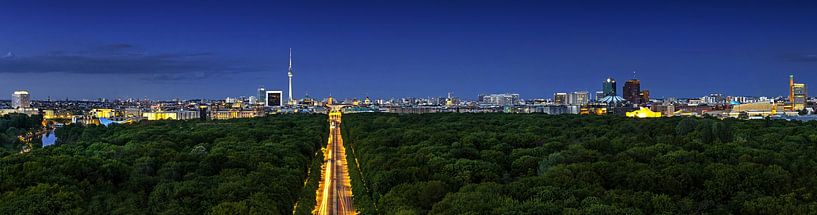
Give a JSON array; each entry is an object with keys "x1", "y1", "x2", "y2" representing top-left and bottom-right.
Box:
[{"x1": 288, "y1": 48, "x2": 294, "y2": 105}]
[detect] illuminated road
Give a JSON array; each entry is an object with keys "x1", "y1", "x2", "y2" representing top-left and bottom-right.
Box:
[{"x1": 314, "y1": 109, "x2": 355, "y2": 215}]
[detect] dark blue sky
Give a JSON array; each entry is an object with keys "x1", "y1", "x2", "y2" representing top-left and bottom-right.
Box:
[{"x1": 1, "y1": 0, "x2": 816, "y2": 100}]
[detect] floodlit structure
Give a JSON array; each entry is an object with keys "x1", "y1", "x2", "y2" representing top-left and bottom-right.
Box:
[
  {"x1": 729, "y1": 102, "x2": 780, "y2": 118},
  {"x1": 142, "y1": 111, "x2": 199, "y2": 121},
  {"x1": 12, "y1": 90, "x2": 30, "y2": 109},
  {"x1": 554, "y1": 93, "x2": 568, "y2": 105},
  {"x1": 790, "y1": 75, "x2": 807, "y2": 111},
  {"x1": 626, "y1": 107, "x2": 662, "y2": 118}
]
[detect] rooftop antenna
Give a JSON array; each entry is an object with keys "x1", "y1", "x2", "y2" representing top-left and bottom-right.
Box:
[{"x1": 632, "y1": 70, "x2": 637, "y2": 79}]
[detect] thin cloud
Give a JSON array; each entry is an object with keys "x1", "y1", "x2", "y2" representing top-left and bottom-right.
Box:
[
  {"x1": 783, "y1": 53, "x2": 817, "y2": 62},
  {"x1": 0, "y1": 44, "x2": 255, "y2": 81}
]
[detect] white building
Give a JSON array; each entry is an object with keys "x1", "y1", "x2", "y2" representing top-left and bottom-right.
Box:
[
  {"x1": 481, "y1": 93, "x2": 521, "y2": 106},
  {"x1": 12, "y1": 90, "x2": 30, "y2": 109},
  {"x1": 568, "y1": 91, "x2": 589, "y2": 105}
]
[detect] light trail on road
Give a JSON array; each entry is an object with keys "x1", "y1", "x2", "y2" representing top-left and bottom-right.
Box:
[{"x1": 314, "y1": 109, "x2": 355, "y2": 215}]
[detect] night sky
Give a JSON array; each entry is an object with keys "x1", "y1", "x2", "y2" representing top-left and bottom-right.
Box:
[{"x1": 1, "y1": 0, "x2": 816, "y2": 100}]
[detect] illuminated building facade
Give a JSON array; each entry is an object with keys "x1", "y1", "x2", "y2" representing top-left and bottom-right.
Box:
[
  {"x1": 702, "y1": 93, "x2": 725, "y2": 104},
  {"x1": 257, "y1": 87, "x2": 266, "y2": 105},
  {"x1": 640, "y1": 90, "x2": 650, "y2": 103},
  {"x1": 211, "y1": 110, "x2": 265, "y2": 120},
  {"x1": 43, "y1": 110, "x2": 73, "y2": 120},
  {"x1": 626, "y1": 107, "x2": 662, "y2": 118},
  {"x1": 790, "y1": 75, "x2": 807, "y2": 111},
  {"x1": 142, "y1": 111, "x2": 199, "y2": 121},
  {"x1": 91, "y1": 108, "x2": 117, "y2": 118},
  {"x1": 199, "y1": 106, "x2": 209, "y2": 120},
  {"x1": 623, "y1": 79, "x2": 641, "y2": 104},
  {"x1": 481, "y1": 93, "x2": 520, "y2": 106},
  {"x1": 568, "y1": 91, "x2": 589, "y2": 105},
  {"x1": 603, "y1": 78, "x2": 617, "y2": 97},
  {"x1": 793, "y1": 83, "x2": 807, "y2": 110},
  {"x1": 12, "y1": 90, "x2": 30, "y2": 109},
  {"x1": 554, "y1": 93, "x2": 567, "y2": 105}
]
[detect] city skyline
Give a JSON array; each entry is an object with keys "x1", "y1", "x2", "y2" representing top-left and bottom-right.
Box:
[
  {"x1": 0, "y1": 73, "x2": 808, "y2": 102},
  {"x1": 1, "y1": 0, "x2": 816, "y2": 99}
]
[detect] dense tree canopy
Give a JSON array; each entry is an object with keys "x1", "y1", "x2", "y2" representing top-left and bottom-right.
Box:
[
  {"x1": 0, "y1": 115, "x2": 327, "y2": 214},
  {"x1": 0, "y1": 113, "x2": 43, "y2": 156},
  {"x1": 342, "y1": 113, "x2": 817, "y2": 214}
]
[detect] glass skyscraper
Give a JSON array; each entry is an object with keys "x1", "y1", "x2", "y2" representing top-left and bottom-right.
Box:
[{"x1": 603, "y1": 78, "x2": 616, "y2": 97}]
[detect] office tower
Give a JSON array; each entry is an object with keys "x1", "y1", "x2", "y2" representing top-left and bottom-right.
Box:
[
  {"x1": 640, "y1": 90, "x2": 650, "y2": 104},
  {"x1": 623, "y1": 79, "x2": 641, "y2": 104},
  {"x1": 603, "y1": 78, "x2": 617, "y2": 97},
  {"x1": 568, "y1": 91, "x2": 589, "y2": 105},
  {"x1": 554, "y1": 93, "x2": 567, "y2": 105},
  {"x1": 198, "y1": 105, "x2": 209, "y2": 120},
  {"x1": 791, "y1": 75, "x2": 808, "y2": 110},
  {"x1": 12, "y1": 90, "x2": 30, "y2": 109},
  {"x1": 287, "y1": 49, "x2": 294, "y2": 105},
  {"x1": 257, "y1": 87, "x2": 266, "y2": 104},
  {"x1": 266, "y1": 90, "x2": 283, "y2": 107}
]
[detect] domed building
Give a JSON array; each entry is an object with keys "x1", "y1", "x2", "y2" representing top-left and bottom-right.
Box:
[{"x1": 599, "y1": 95, "x2": 627, "y2": 106}]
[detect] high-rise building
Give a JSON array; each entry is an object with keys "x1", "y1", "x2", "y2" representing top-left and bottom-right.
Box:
[
  {"x1": 791, "y1": 75, "x2": 807, "y2": 110},
  {"x1": 554, "y1": 93, "x2": 568, "y2": 105},
  {"x1": 640, "y1": 90, "x2": 650, "y2": 104},
  {"x1": 603, "y1": 78, "x2": 617, "y2": 97},
  {"x1": 266, "y1": 90, "x2": 283, "y2": 107},
  {"x1": 623, "y1": 79, "x2": 641, "y2": 104},
  {"x1": 12, "y1": 90, "x2": 30, "y2": 109},
  {"x1": 198, "y1": 105, "x2": 209, "y2": 120},
  {"x1": 287, "y1": 49, "x2": 294, "y2": 105},
  {"x1": 702, "y1": 93, "x2": 724, "y2": 104},
  {"x1": 568, "y1": 91, "x2": 589, "y2": 105},
  {"x1": 257, "y1": 87, "x2": 266, "y2": 104}
]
